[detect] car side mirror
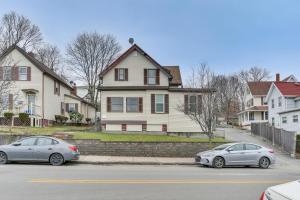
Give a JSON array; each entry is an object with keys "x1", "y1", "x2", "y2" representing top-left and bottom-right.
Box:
[
  {"x1": 227, "y1": 148, "x2": 233, "y2": 152},
  {"x1": 12, "y1": 142, "x2": 21, "y2": 146}
]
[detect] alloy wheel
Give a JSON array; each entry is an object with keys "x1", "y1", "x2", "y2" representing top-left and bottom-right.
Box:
[
  {"x1": 259, "y1": 157, "x2": 270, "y2": 169},
  {"x1": 50, "y1": 153, "x2": 64, "y2": 166},
  {"x1": 0, "y1": 152, "x2": 7, "y2": 164},
  {"x1": 213, "y1": 157, "x2": 224, "y2": 168}
]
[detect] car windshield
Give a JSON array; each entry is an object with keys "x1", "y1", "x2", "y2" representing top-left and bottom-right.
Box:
[{"x1": 213, "y1": 144, "x2": 231, "y2": 150}]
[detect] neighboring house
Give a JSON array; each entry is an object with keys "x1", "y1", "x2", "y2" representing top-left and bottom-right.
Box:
[
  {"x1": 265, "y1": 81, "x2": 300, "y2": 132},
  {"x1": 238, "y1": 74, "x2": 297, "y2": 129},
  {"x1": 0, "y1": 45, "x2": 95, "y2": 126},
  {"x1": 98, "y1": 44, "x2": 213, "y2": 133},
  {"x1": 238, "y1": 81, "x2": 272, "y2": 129}
]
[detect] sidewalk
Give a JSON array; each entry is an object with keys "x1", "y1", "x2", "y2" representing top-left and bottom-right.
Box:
[{"x1": 76, "y1": 156, "x2": 195, "y2": 165}]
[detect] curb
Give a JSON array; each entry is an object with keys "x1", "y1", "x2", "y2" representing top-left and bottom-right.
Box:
[{"x1": 74, "y1": 161, "x2": 196, "y2": 166}]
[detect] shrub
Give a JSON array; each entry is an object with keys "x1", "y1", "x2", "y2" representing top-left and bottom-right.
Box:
[
  {"x1": 55, "y1": 115, "x2": 69, "y2": 124},
  {"x1": 4, "y1": 112, "x2": 14, "y2": 120},
  {"x1": 69, "y1": 111, "x2": 83, "y2": 124},
  {"x1": 19, "y1": 113, "x2": 29, "y2": 125},
  {"x1": 86, "y1": 118, "x2": 91, "y2": 124}
]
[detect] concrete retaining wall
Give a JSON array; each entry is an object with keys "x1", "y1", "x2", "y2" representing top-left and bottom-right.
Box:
[{"x1": 0, "y1": 135, "x2": 224, "y2": 157}]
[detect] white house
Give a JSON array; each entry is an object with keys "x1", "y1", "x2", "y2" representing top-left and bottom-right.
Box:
[
  {"x1": 265, "y1": 80, "x2": 300, "y2": 132},
  {"x1": 98, "y1": 44, "x2": 213, "y2": 133},
  {"x1": 238, "y1": 81, "x2": 272, "y2": 129},
  {"x1": 0, "y1": 45, "x2": 96, "y2": 126}
]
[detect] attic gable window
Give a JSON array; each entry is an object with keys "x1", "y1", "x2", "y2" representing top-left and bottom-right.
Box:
[
  {"x1": 19, "y1": 67, "x2": 27, "y2": 81},
  {"x1": 115, "y1": 68, "x2": 128, "y2": 81},
  {"x1": 3, "y1": 67, "x2": 11, "y2": 80},
  {"x1": 145, "y1": 69, "x2": 160, "y2": 85}
]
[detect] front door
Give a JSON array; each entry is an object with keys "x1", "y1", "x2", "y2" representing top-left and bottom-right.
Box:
[
  {"x1": 224, "y1": 144, "x2": 246, "y2": 165},
  {"x1": 8, "y1": 137, "x2": 37, "y2": 161},
  {"x1": 27, "y1": 94, "x2": 36, "y2": 115}
]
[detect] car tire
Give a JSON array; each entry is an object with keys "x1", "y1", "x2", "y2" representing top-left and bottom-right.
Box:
[
  {"x1": 49, "y1": 153, "x2": 64, "y2": 166},
  {"x1": 0, "y1": 151, "x2": 8, "y2": 164},
  {"x1": 212, "y1": 156, "x2": 225, "y2": 168},
  {"x1": 259, "y1": 157, "x2": 270, "y2": 169}
]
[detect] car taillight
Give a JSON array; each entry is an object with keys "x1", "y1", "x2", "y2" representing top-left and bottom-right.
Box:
[
  {"x1": 259, "y1": 192, "x2": 265, "y2": 200},
  {"x1": 269, "y1": 150, "x2": 274, "y2": 153},
  {"x1": 69, "y1": 146, "x2": 77, "y2": 152}
]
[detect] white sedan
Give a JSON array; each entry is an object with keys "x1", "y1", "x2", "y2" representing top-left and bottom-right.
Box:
[{"x1": 260, "y1": 180, "x2": 300, "y2": 200}]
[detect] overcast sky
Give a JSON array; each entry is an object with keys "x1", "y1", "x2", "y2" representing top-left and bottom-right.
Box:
[{"x1": 1, "y1": 0, "x2": 300, "y2": 82}]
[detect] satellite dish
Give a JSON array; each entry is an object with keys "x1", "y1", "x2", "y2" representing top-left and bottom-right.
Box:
[{"x1": 129, "y1": 38, "x2": 134, "y2": 45}]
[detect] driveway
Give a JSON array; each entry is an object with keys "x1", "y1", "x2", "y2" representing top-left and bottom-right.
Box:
[{"x1": 224, "y1": 127, "x2": 300, "y2": 170}]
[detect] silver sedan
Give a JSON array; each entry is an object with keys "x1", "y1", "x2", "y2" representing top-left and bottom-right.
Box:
[
  {"x1": 0, "y1": 136, "x2": 80, "y2": 166},
  {"x1": 195, "y1": 143, "x2": 276, "y2": 168}
]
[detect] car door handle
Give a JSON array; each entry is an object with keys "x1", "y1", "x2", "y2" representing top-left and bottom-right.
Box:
[
  {"x1": 48, "y1": 148, "x2": 53, "y2": 150},
  {"x1": 28, "y1": 148, "x2": 32, "y2": 150}
]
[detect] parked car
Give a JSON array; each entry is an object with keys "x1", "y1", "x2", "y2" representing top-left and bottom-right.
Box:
[
  {"x1": 0, "y1": 136, "x2": 80, "y2": 166},
  {"x1": 260, "y1": 180, "x2": 300, "y2": 200},
  {"x1": 195, "y1": 142, "x2": 275, "y2": 168}
]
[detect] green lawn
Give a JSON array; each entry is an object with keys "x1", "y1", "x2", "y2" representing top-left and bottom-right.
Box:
[{"x1": 0, "y1": 126, "x2": 227, "y2": 143}]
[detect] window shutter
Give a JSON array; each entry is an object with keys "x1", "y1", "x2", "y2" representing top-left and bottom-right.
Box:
[
  {"x1": 197, "y1": 95, "x2": 202, "y2": 114},
  {"x1": 138, "y1": 97, "x2": 143, "y2": 112},
  {"x1": 125, "y1": 68, "x2": 128, "y2": 81},
  {"x1": 164, "y1": 94, "x2": 169, "y2": 113},
  {"x1": 0, "y1": 67, "x2": 3, "y2": 81},
  {"x1": 144, "y1": 69, "x2": 148, "y2": 85},
  {"x1": 54, "y1": 81, "x2": 56, "y2": 94},
  {"x1": 61, "y1": 102, "x2": 65, "y2": 114},
  {"x1": 12, "y1": 67, "x2": 18, "y2": 81},
  {"x1": 115, "y1": 68, "x2": 118, "y2": 81},
  {"x1": 151, "y1": 94, "x2": 155, "y2": 113},
  {"x1": 8, "y1": 94, "x2": 13, "y2": 111},
  {"x1": 27, "y1": 67, "x2": 31, "y2": 81},
  {"x1": 75, "y1": 104, "x2": 78, "y2": 112},
  {"x1": 184, "y1": 95, "x2": 189, "y2": 114},
  {"x1": 66, "y1": 103, "x2": 69, "y2": 112},
  {"x1": 107, "y1": 97, "x2": 111, "y2": 112},
  {"x1": 156, "y1": 69, "x2": 160, "y2": 85}
]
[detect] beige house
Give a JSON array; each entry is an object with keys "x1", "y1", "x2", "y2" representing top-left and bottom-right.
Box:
[
  {"x1": 0, "y1": 45, "x2": 95, "y2": 126},
  {"x1": 99, "y1": 44, "x2": 212, "y2": 133}
]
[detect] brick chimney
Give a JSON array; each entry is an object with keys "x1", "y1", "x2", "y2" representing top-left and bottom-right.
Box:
[{"x1": 276, "y1": 73, "x2": 280, "y2": 82}]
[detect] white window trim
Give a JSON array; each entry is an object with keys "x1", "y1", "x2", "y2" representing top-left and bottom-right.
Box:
[
  {"x1": 147, "y1": 69, "x2": 157, "y2": 85},
  {"x1": 68, "y1": 103, "x2": 76, "y2": 112},
  {"x1": 155, "y1": 94, "x2": 165, "y2": 113}
]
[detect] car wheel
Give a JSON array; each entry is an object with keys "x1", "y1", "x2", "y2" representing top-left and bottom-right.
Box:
[
  {"x1": 49, "y1": 153, "x2": 64, "y2": 166},
  {"x1": 0, "y1": 152, "x2": 8, "y2": 164},
  {"x1": 259, "y1": 157, "x2": 270, "y2": 169},
  {"x1": 213, "y1": 156, "x2": 225, "y2": 168}
]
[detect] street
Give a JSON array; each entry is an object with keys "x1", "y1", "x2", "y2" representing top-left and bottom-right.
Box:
[{"x1": 1, "y1": 163, "x2": 299, "y2": 200}]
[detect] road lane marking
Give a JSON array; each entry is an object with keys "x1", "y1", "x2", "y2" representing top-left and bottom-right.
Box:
[{"x1": 28, "y1": 179, "x2": 290, "y2": 185}]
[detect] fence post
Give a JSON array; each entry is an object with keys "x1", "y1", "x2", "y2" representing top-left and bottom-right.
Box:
[{"x1": 272, "y1": 127, "x2": 275, "y2": 146}]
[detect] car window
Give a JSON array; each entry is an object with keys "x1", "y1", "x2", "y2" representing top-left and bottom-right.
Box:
[
  {"x1": 20, "y1": 138, "x2": 37, "y2": 146},
  {"x1": 52, "y1": 140, "x2": 59, "y2": 145},
  {"x1": 36, "y1": 138, "x2": 53, "y2": 146},
  {"x1": 230, "y1": 144, "x2": 244, "y2": 151},
  {"x1": 213, "y1": 144, "x2": 231, "y2": 150},
  {"x1": 245, "y1": 144, "x2": 261, "y2": 150}
]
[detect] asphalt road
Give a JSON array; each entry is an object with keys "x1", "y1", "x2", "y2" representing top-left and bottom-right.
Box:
[{"x1": 1, "y1": 163, "x2": 299, "y2": 200}]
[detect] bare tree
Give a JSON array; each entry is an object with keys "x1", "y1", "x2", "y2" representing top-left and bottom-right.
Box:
[
  {"x1": 35, "y1": 44, "x2": 61, "y2": 71},
  {"x1": 0, "y1": 11, "x2": 43, "y2": 53},
  {"x1": 66, "y1": 32, "x2": 121, "y2": 107},
  {"x1": 181, "y1": 64, "x2": 217, "y2": 142}
]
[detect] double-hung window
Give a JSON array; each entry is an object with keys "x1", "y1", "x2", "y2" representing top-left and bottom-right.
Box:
[
  {"x1": 1, "y1": 95, "x2": 9, "y2": 110},
  {"x1": 282, "y1": 116, "x2": 287, "y2": 124},
  {"x1": 147, "y1": 69, "x2": 156, "y2": 85},
  {"x1": 68, "y1": 103, "x2": 76, "y2": 112},
  {"x1": 155, "y1": 94, "x2": 164, "y2": 113},
  {"x1": 19, "y1": 67, "x2": 27, "y2": 80},
  {"x1": 126, "y1": 97, "x2": 138, "y2": 112},
  {"x1": 111, "y1": 97, "x2": 123, "y2": 112},
  {"x1": 293, "y1": 115, "x2": 298, "y2": 123},
  {"x1": 271, "y1": 99, "x2": 274, "y2": 108},
  {"x1": 278, "y1": 97, "x2": 282, "y2": 107},
  {"x1": 118, "y1": 68, "x2": 125, "y2": 81},
  {"x1": 3, "y1": 67, "x2": 11, "y2": 80}
]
